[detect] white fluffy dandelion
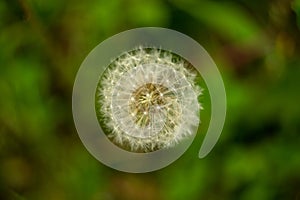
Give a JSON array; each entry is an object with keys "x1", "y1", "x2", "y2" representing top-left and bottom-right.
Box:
[{"x1": 96, "y1": 47, "x2": 202, "y2": 152}]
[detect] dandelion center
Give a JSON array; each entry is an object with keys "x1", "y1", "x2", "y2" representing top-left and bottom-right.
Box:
[{"x1": 129, "y1": 83, "x2": 174, "y2": 127}]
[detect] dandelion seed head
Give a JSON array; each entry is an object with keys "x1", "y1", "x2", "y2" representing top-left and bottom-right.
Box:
[{"x1": 95, "y1": 47, "x2": 202, "y2": 152}]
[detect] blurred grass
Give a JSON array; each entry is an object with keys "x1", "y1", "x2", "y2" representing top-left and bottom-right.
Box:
[{"x1": 1, "y1": 0, "x2": 300, "y2": 199}]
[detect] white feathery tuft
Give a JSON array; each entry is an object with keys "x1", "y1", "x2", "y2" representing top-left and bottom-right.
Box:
[{"x1": 96, "y1": 47, "x2": 202, "y2": 152}]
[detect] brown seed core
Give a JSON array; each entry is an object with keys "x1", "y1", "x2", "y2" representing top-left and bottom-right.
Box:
[{"x1": 129, "y1": 83, "x2": 173, "y2": 127}]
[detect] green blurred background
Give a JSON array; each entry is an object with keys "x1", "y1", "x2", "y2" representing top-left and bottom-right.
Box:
[{"x1": 1, "y1": 0, "x2": 300, "y2": 199}]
